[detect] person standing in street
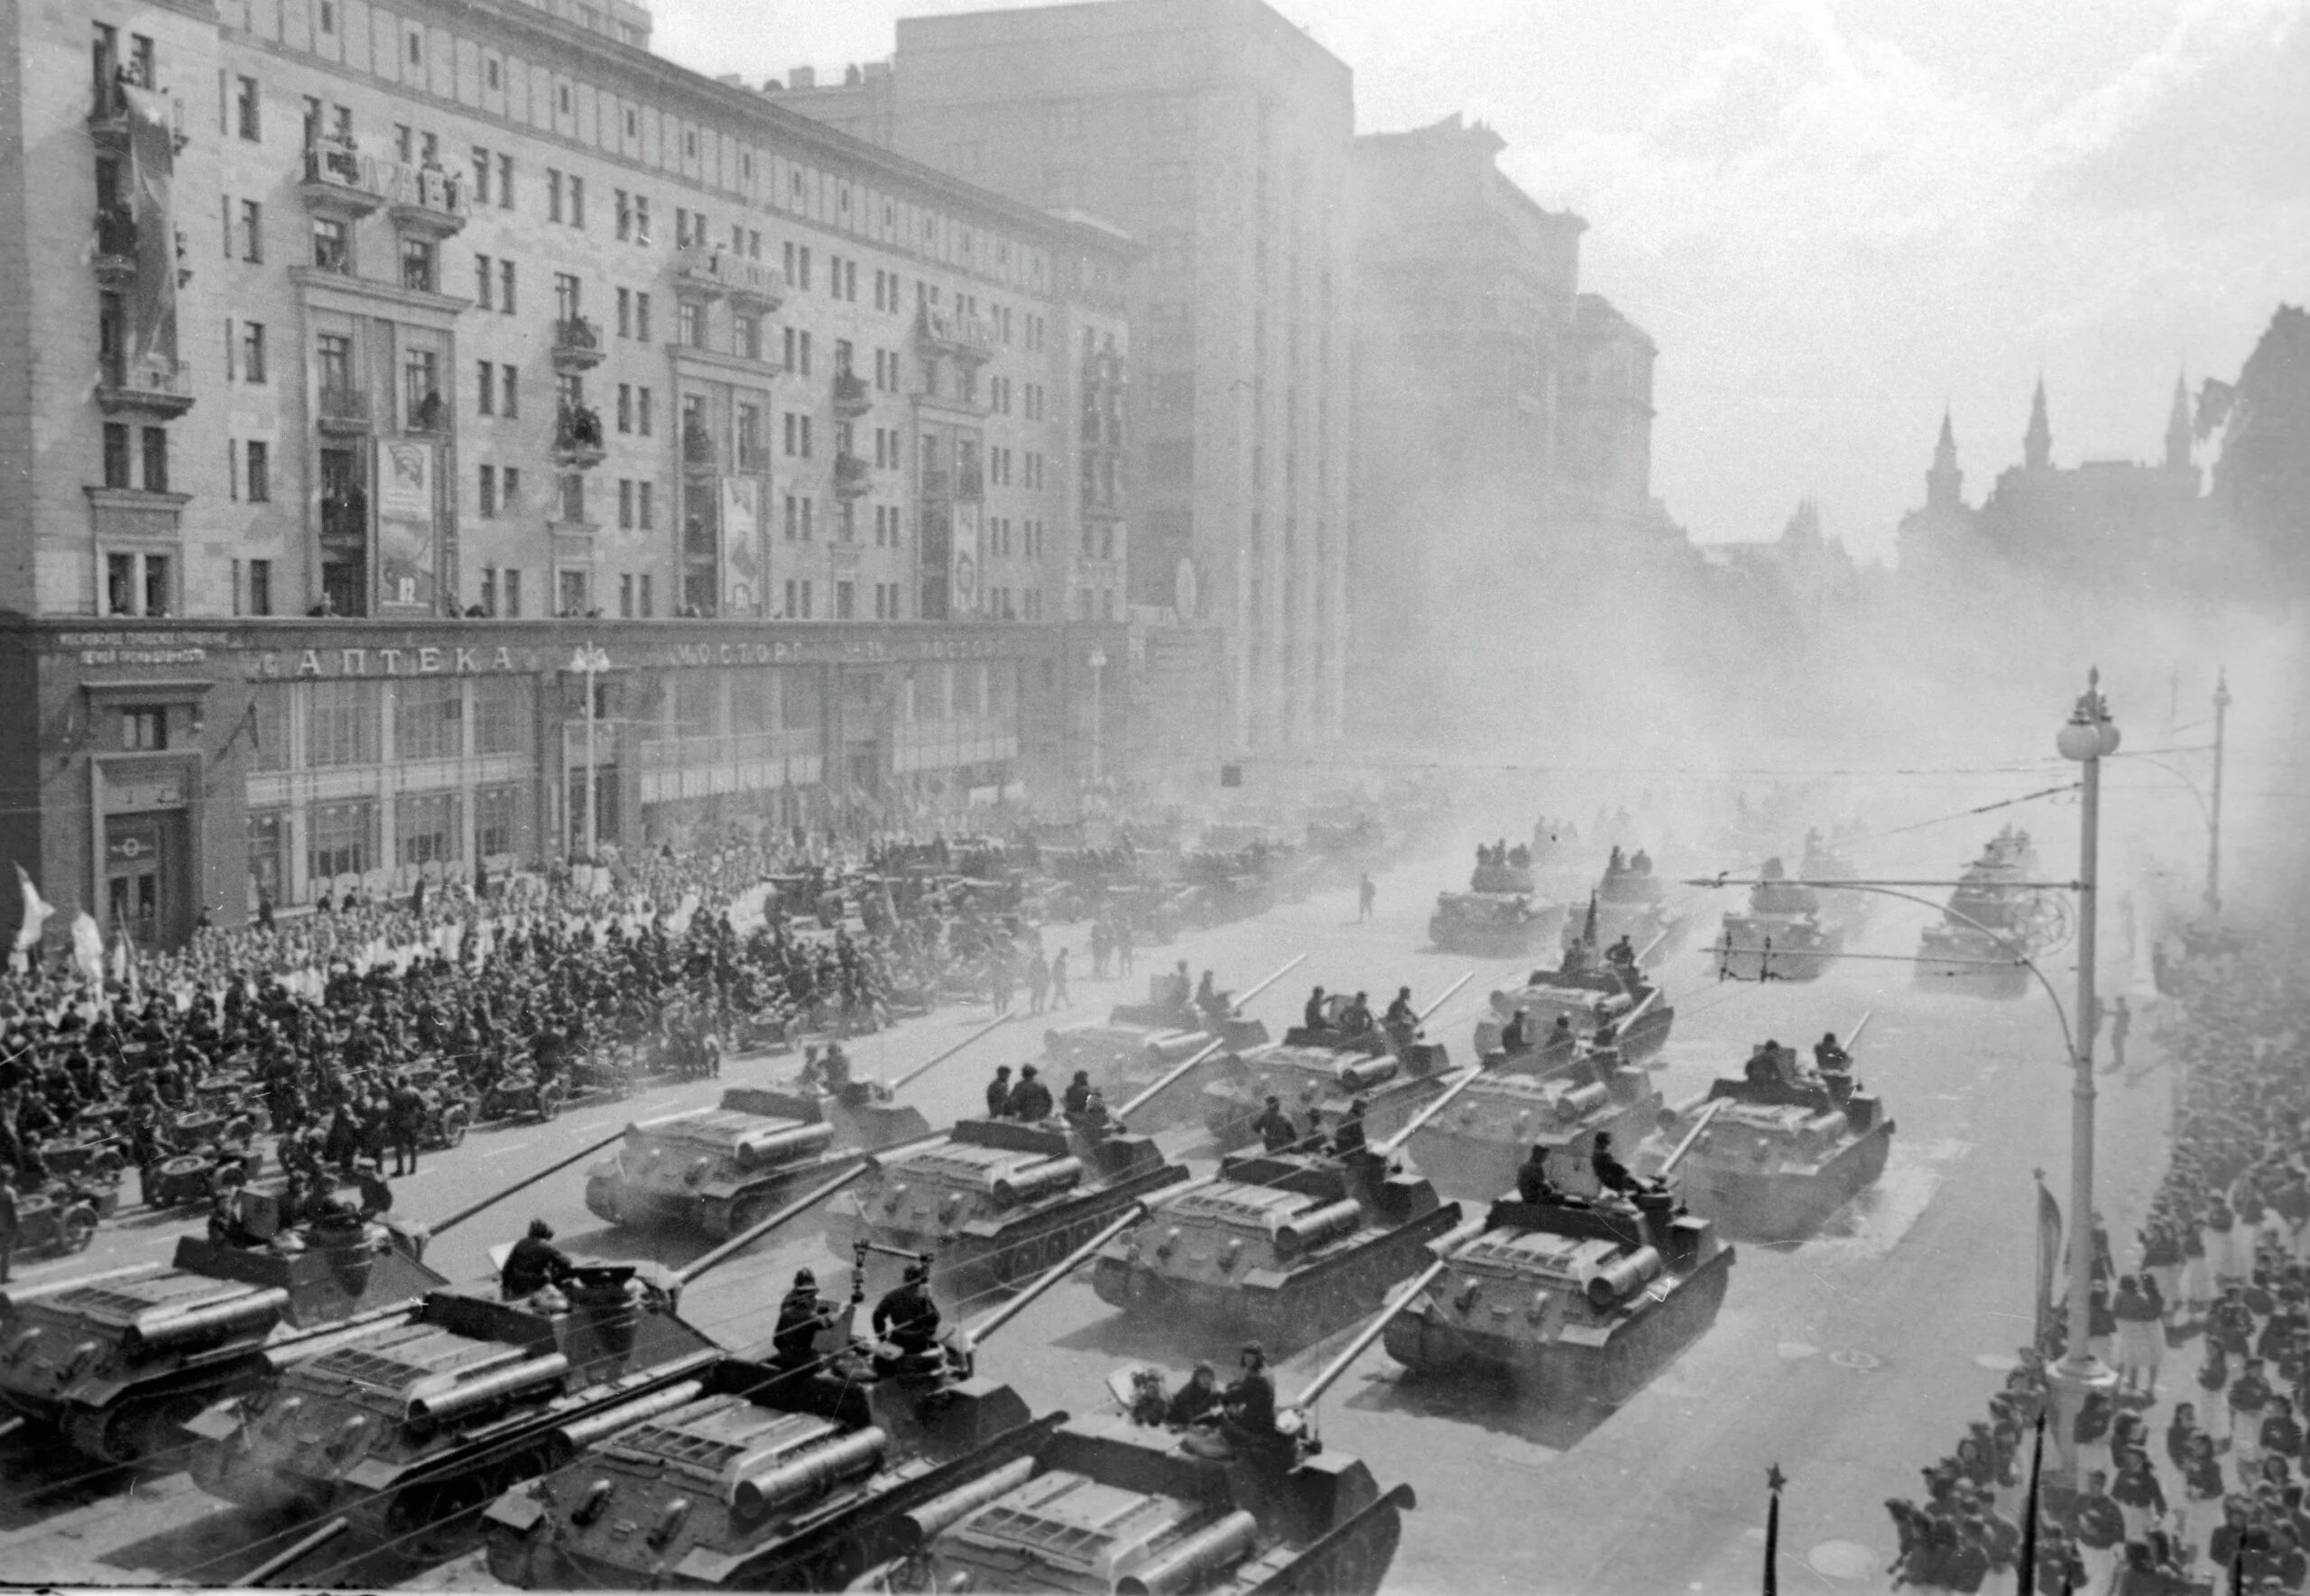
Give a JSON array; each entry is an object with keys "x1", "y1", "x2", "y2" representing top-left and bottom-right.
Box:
[
  {"x1": 1026, "y1": 947, "x2": 1050, "y2": 1017},
  {"x1": 1049, "y1": 948, "x2": 1069, "y2": 1009},
  {"x1": 1116, "y1": 918, "x2": 1135, "y2": 977},
  {"x1": 1358, "y1": 873, "x2": 1375, "y2": 923},
  {"x1": 0, "y1": 1166, "x2": 18, "y2": 1285}
]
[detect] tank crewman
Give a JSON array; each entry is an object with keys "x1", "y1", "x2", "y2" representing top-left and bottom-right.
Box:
[
  {"x1": 1543, "y1": 1014, "x2": 1576, "y2": 1061},
  {"x1": 501, "y1": 1218, "x2": 575, "y2": 1299},
  {"x1": 1332, "y1": 1095, "x2": 1370, "y2": 1158},
  {"x1": 1609, "y1": 845, "x2": 1626, "y2": 873},
  {"x1": 1815, "y1": 1031, "x2": 1852, "y2": 1076},
  {"x1": 1339, "y1": 992, "x2": 1374, "y2": 1037},
  {"x1": 1302, "y1": 986, "x2": 1330, "y2": 1033},
  {"x1": 984, "y1": 1066, "x2": 1014, "y2": 1120},
  {"x1": 387, "y1": 1075, "x2": 427, "y2": 1176},
  {"x1": 1606, "y1": 935, "x2": 1638, "y2": 971},
  {"x1": 1500, "y1": 1006, "x2": 1531, "y2": 1055},
  {"x1": 1063, "y1": 1070, "x2": 1094, "y2": 1117},
  {"x1": 1008, "y1": 1065, "x2": 1055, "y2": 1121},
  {"x1": 872, "y1": 1259, "x2": 941, "y2": 1358},
  {"x1": 1167, "y1": 1362, "x2": 1223, "y2": 1426},
  {"x1": 1222, "y1": 1343, "x2": 1278, "y2": 1441},
  {"x1": 1252, "y1": 1096, "x2": 1298, "y2": 1155},
  {"x1": 1591, "y1": 1131, "x2": 1649, "y2": 1198},
  {"x1": 1196, "y1": 970, "x2": 1224, "y2": 1016},
  {"x1": 1383, "y1": 986, "x2": 1416, "y2": 1035},
  {"x1": 1170, "y1": 960, "x2": 1194, "y2": 1007},
  {"x1": 772, "y1": 1268, "x2": 835, "y2": 1367},
  {"x1": 820, "y1": 1042, "x2": 855, "y2": 1095},
  {"x1": 1076, "y1": 1089, "x2": 1113, "y2": 1139},
  {"x1": 1744, "y1": 1041, "x2": 1781, "y2": 1086},
  {"x1": 1515, "y1": 1145, "x2": 1559, "y2": 1206},
  {"x1": 1631, "y1": 848, "x2": 1652, "y2": 874}
]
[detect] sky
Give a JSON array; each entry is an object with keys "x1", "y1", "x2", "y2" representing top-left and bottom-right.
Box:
[{"x1": 645, "y1": 0, "x2": 2310, "y2": 561}]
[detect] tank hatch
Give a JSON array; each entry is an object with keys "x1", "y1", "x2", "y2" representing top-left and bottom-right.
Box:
[
  {"x1": 950, "y1": 1468, "x2": 1207, "y2": 1584},
  {"x1": 1166, "y1": 1184, "x2": 1327, "y2": 1231},
  {"x1": 303, "y1": 1321, "x2": 534, "y2": 1399},
  {"x1": 607, "y1": 1398, "x2": 844, "y2": 1482},
  {"x1": 49, "y1": 1275, "x2": 257, "y2": 1324},
  {"x1": 1458, "y1": 1229, "x2": 1625, "y2": 1286}
]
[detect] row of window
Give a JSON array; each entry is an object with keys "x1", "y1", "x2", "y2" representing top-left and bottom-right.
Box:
[{"x1": 250, "y1": 784, "x2": 530, "y2": 899}]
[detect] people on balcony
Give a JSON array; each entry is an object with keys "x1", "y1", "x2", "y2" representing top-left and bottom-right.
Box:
[
  {"x1": 410, "y1": 390, "x2": 444, "y2": 432},
  {"x1": 558, "y1": 404, "x2": 604, "y2": 453}
]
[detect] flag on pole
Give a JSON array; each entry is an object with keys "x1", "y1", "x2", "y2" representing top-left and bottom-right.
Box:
[
  {"x1": 70, "y1": 912, "x2": 105, "y2": 986},
  {"x1": 12, "y1": 865, "x2": 53, "y2": 955},
  {"x1": 2017, "y1": 1410, "x2": 2046, "y2": 1595},
  {"x1": 1761, "y1": 1463, "x2": 1784, "y2": 1596},
  {"x1": 2035, "y1": 1171, "x2": 2063, "y2": 1352}
]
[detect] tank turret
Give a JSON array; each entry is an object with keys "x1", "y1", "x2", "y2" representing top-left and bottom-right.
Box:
[
  {"x1": 1201, "y1": 977, "x2": 1468, "y2": 1153},
  {"x1": 1913, "y1": 830, "x2": 2047, "y2": 998},
  {"x1": 1715, "y1": 858, "x2": 1843, "y2": 983},
  {"x1": 1382, "y1": 1186, "x2": 1734, "y2": 1405},
  {"x1": 825, "y1": 1119, "x2": 1190, "y2": 1296},
  {"x1": 1093, "y1": 1147, "x2": 1463, "y2": 1352},
  {"x1": 586, "y1": 1090, "x2": 872, "y2": 1238}
]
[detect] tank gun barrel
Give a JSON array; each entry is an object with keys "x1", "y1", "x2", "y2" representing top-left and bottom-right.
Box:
[
  {"x1": 1659, "y1": 1099, "x2": 1728, "y2": 1177},
  {"x1": 551, "y1": 1378, "x2": 707, "y2": 1453},
  {"x1": 247, "y1": 1516, "x2": 350, "y2": 1587},
  {"x1": 418, "y1": 1124, "x2": 633, "y2": 1241},
  {"x1": 1416, "y1": 972, "x2": 1474, "y2": 1025},
  {"x1": 1114, "y1": 1038, "x2": 1227, "y2": 1122},
  {"x1": 1290, "y1": 1259, "x2": 1450, "y2": 1409},
  {"x1": 1843, "y1": 1010, "x2": 1875, "y2": 1057},
  {"x1": 1376, "y1": 1067, "x2": 1484, "y2": 1156},
  {"x1": 965, "y1": 1179, "x2": 1215, "y2": 1347},
  {"x1": 1234, "y1": 952, "x2": 1309, "y2": 1009},
  {"x1": 888, "y1": 1012, "x2": 1014, "y2": 1092},
  {"x1": 676, "y1": 1162, "x2": 873, "y2": 1286},
  {"x1": 1637, "y1": 926, "x2": 1675, "y2": 964},
  {"x1": 1612, "y1": 986, "x2": 1662, "y2": 1036}
]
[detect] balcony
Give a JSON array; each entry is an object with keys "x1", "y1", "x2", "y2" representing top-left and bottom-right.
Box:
[
  {"x1": 550, "y1": 315, "x2": 605, "y2": 373},
  {"x1": 319, "y1": 493, "x2": 367, "y2": 548},
  {"x1": 88, "y1": 74, "x2": 185, "y2": 152},
  {"x1": 916, "y1": 305, "x2": 995, "y2": 365},
  {"x1": 386, "y1": 163, "x2": 470, "y2": 241},
  {"x1": 832, "y1": 370, "x2": 872, "y2": 420},
  {"x1": 671, "y1": 244, "x2": 783, "y2": 309},
  {"x1": 300, "y1": 139, "x2": 386, "y2": 221},
  {"x1": 92, "y1": 208, "x2": 138, "y2": 288},
  {"x1": 680, "y1": 422, "x2": 716, "y2": 473},
  {"x1": 405, "y1": 390, "x2": 446, "y2": 436},
  {"x1": 553, "y1": 404, "x2": 606, "y2": 469},
  {"x1": 97, "y1": 357, "x2": 196, "y2": 420},
  {"x1": 316, "y1": 386, "x2": 373, "y2": 436},
  {"x1": 834, "y1": 453, "x2": 871, "y2": 499}
]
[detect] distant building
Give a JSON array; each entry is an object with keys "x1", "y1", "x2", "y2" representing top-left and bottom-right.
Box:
[{"x1": 783, "y1": 0, "x2": 1355, "y2": 752}]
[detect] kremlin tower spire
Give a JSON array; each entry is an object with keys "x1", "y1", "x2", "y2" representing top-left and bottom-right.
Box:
[
  {"x1": 2024, "y1": 376, "x2": 2052, "y2": 471},
  {"x1": 2165, "y1": 371, "x2": 2194, "y2": 473},
  {"x1": 1927, "y1": 408, "x2": 1964, "y2": 511}
]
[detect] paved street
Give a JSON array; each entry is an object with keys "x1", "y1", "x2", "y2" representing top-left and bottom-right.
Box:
[{"x1": 0, "y1": 835, "x2": 2173, "y2": 1593}]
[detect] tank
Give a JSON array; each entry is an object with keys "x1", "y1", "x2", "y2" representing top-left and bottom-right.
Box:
[
  {"x1": 586, "y1": 1089, "x2": 894, "y2": 1239},
  {"x1": 1914, "y1": 827, "x2": 2049, "y2": 999},
  {"x1": 1714, "y1": 858, "x2": 1843, "y2": 982},
  {"x1": 1472, "y1": 954, "x2": 1675, "y2": 1069},
  {"x1": 189, "y1": 1265, "x2": 722, "y2": 1567},
  {"x1": 1564, "y1": 850, "x2": 1686, "y2": 964},
  {"x1": 1655, "y1": 1065, "x2": 1897, "y2": 1241},
  {"x1": 1201, "y1": 1020, "x2": 1454, "y2": 1154},
  {"x1": 1800, "y1": 829, "x2": 1874, "y2": 940},
  {"x1": 1043, "y1": 961, "x2": 1294, "y2": 1131},
  {"x1": 1382, "y1": 1188, "x2": 1734, "y2": 1405},
  {"x1": 1402, "y1": 1049, "x2": 1664, "y2": 1204},
  {"x1": 825, "y1": 1120, "x2": 1191, "y2": 1296},
  {"x1": 0, "y1": 1206, "x2": 445, "y2": 1464},
  {"x1": 1429, "y1": 854, "x2": 1562, "y2": 956},
  {"x1": 855, "y1": 1406, "x2": 1415, "y2": 1596},
  {"x1": 1092, "y1": 1148, "x2": 1463, "y2": 1352}
]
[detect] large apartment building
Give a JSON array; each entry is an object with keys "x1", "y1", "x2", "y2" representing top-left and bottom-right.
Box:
[
  {"x1": 784, "y1": 0, "x2": 1355, "y2": 752},
  {"x1": 0, "y1": 0, "x2": 1134, "y2": 948}
]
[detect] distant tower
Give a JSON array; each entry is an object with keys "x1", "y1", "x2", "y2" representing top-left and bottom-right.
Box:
[
  {"x1": 1927, "y1": 409, "x2": 1964, "y2": 511},
  {"x1": 2165, "y1": 371, "x2": 2194, "y2": 473},
  {"x1": 2024, "y1": 376, "x2": 2052, "y2": 471}
]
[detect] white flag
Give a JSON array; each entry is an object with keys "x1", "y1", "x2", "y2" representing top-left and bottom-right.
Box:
[
  {"x1": 12, "y1": 864, "x2": 53, "y2": 954},
  {"x1": 71, "y1": 912, "x2": 105, "y2": 985}
]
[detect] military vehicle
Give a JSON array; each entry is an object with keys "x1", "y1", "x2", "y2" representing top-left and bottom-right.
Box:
[
  {"x1": 1473, "y1": 951, "x2": 1674, "y2": 1068},
  {"x1": 476, "y1": 1203, "x2": 1145, "y2": 1590},
  {"x1": 188, "y1": 1163, "x2": 870, "y2": 1573},
  {"x1": 1429, "y1": 853, "x2": 1561, "y2": 957},
  {"x1": 1043, "y1": 955, "x2": 1301, "y2": 1130},
  {"x1": 825, "y1": 1119, "x2": 1191, "y2": 1296},
  {"x1": 1201, "y1": 976, "x2": 1470, "y2": 1154},
  {"x1": 1800, "y1": 826, "x2": 1873, "y2": 939},
  {"x1": 1714, "y1": 856, "x2": 1843, "y2": 983},
  {"x1": 1400, "y1": 1039, "x2": 1666, "y2": 1205},
  {"x1": 586, "y1": 1090, "x2": 892, "y2": 1239},
  {"x1": 1565, "y1": 847, "x2": 1686, "y2": 964},
  {"x1": 1383, "y1": 1113, "x2": 1734, "y2": 1404},
  {"x1": 1091, "y1": 1140, "x2": 1462, "y2": 1352},
  {"x1": 1649, "y1": 1016, "x2": 1895, "y2": 1241},
  {"x1": 1915, "y1": 827, "x2": 2055, "y2": 1000},
  {"x1": 0, "y1": 1195, "x2": 444, "y2": 1464},
  {"x1": 853, "y1": 1293, "x2": 1421, "y2": 1596}
]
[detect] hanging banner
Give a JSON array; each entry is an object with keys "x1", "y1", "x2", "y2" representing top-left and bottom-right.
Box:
[
  {"x1": 374, "y1": 438, "x2": 438, "y2": 612},
  {"x1": 721, "y1": 476, "x2": 762, "y2": 615},
  {"x1": 123, "y1": 86, "x2": 178, "y2": 375},
  {"x1": 951, "y1": 500, "x2": 982, "y2": 618}
]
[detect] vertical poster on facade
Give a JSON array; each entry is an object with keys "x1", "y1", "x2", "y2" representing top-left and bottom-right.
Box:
[
  {"x1": 373, "y1": 438, "x2": 438, "y2": 612},
  {"x1": 951, "y1": 500, "x2": 982, "y2": 618},
  {"x1": 123, "y1": 87, "x2": 178, "y2": 375},
  {"x1": 721, "y1": 475, "x2": 762, "y2": 615}
]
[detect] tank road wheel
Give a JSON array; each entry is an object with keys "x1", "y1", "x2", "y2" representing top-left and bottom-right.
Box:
[
  {"x1": 388, "y1": 1474, "x2": 493, "y2": 1569},
  {"x1": 1041, "y1": 1228, "x2": 1074, "y2": 1272},
  {"x1": 728, "y1": 1196, "x2": 770, "y2": 1239},
  {"x1": 993, "y1": 1241, "x2": 1035, "y2": 1287}
]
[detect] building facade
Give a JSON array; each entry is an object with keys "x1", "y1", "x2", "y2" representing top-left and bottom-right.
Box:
[
  {"x1": 0, "y1": 0, "x2": 1138, "y2": 946},
  {"x1": 783, "y1": 0, "x2": 1355, "y2": 752}
]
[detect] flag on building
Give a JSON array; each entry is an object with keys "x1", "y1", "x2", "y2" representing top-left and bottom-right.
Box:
[
  {"x1": 71, "y1": 912, "x2": 105, "y2": 986},
  {"x1": 2035, "y1": 1173, "x2": 2063, "y2": 1351},
  {"x1": 12, "y1": 864, "x2": 53, "y2": 955}
]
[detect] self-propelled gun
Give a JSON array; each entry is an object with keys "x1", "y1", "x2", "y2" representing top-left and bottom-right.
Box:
[
  {"x1": 1201, "y1": 977, "x2": 1469, "y2": 1154},
  {"x1": 1042, "y1": 956, "x2": 1301, "y2": 1131}
]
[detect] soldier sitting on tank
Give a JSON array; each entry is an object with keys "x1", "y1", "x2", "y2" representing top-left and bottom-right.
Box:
[
  {"x1": 1219, "y1": 1343, "x2": 1280, "y2": 1449},
  {"x1": 1008, "y1": 1065, "x2": 1055, "y2": 1121},
  {"x1": 1609, "y1": 845, "x2": 1626, "y2": 874},
  {"x1": 1331, "y1": 1096, "x2": 1371, "y2": 1158},
  {"x1": 1499, "y1": 1007, "x2": 1531, "y2": 1056},
  {"x1": 1302, "y1": 986, "x2": 1331, "y2": 1033},
  {"x1": 305, "y1": 1193, "x2": 368, "y2": 1250},
  {"x1": 1815, "y1": 1030, "x2": 1852, "y2": 1079},
  {"x1": 1167, "y1": 1362, "x2": 1223, "y2": 1427},
  {"x1": 1516, "y1": 1145, "x2": 1564, "y2": 1206},
  {"x1": 984, "y1": 1065, "x2": 1013, "y2": 1120},
  {"x1": 350, "y1": 1158, "x2": 393, "y2": 1219},
  {"x1": 501, "y1": 1217, "x2": 575, "y2": 1300},
  {"x1": 872, "y1": 1260, "x2": 942, "y2": 1374},
  {"x1": 1542, "y1": 1015, "x2": 1576, "y2": 1062},
  {"x1": 1338, "y1": 992, "x2": 1375, "y2": 1038},
  {"x1": 1631, "y1": 848, "x2": 1653, "y2": 875},
  {"x1": 1590, "y1": 1132, "x2": 1656, "y2": 1200},
  {"x1": 1253, "y1": 1096, "x2": 1298, "y2": 1155},
  {"x1": 1127, "y1": 1366, "x2": 1174, "y2": 1427},
  {"x1": 1744, "y1": 1041, "x2": 1782, "y2": 1085},
  {"x1": 1510, "y1": 843, "x2": 1532, "y2": 868},
  {"x1": 1196, "y1": 970, "x2": 1226, "y2": 1018},
  {"x1": 1063, "y1": 1070, "x2": 1094, "y2": 1117},
  {"x1": 1606, "y1": 935, "x2": 1638, "y2": 971},
  {"x1": 1075, "y1": 1089, "x2": 1113, "y2": 1139},
  {"x1": 772, "y1": 1268, "x2": 836, "y2": 1370}
]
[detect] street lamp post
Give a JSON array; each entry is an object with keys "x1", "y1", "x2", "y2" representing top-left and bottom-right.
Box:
[
  {"x1": 2049, "y1": 666, "x2": 2121, "y2": 1480},
  {"x1": 1086, "y1": 647, "x2": 1107, "y2": 789},
  {"x1": 2208, "y1": 669, "x2": 2230, "y2": 917},
  {"x1": 569, "y1": 643, "x2": 611, "y2": 860}
]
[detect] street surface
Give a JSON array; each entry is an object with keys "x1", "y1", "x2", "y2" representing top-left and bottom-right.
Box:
[{"x1": 0, "y1": 835, "x2": 2173, "y2": 1593}]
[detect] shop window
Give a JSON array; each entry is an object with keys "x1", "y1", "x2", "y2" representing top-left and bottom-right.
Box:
[
  {"x1": 307, "y1": 798, "x2": 377, "y2": 881},
  {"x1": 309, "y1": 678, "x2": 380, "y2": 766},
  {"x1": 395, "y1": 790, "x2": 460, "y2": 865},
  {"x1": 393, "y1": 677, "x2": 463, "y2": 760}
]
